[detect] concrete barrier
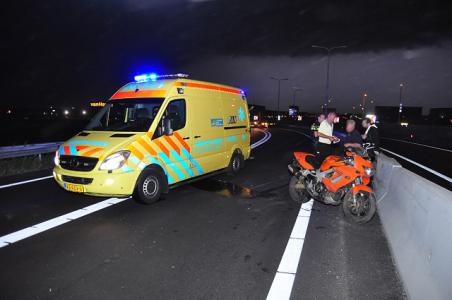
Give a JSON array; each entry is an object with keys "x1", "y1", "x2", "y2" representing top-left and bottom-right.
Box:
[{"x1": 375, "y1": 154, "x2": 452, "y2": 300}]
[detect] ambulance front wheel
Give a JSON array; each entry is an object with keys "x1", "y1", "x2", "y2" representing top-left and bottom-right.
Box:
[
  {"x1": 134, "y1": 168, "x2": 164, "y2": 204},
  {"x1": 228, "y1": 151, "x2": 244, "y2": 175}
]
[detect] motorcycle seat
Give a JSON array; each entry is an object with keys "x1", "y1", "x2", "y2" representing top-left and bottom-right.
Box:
[{"x1": 306, "y1": 155, "x2": 321, "y2": 169}]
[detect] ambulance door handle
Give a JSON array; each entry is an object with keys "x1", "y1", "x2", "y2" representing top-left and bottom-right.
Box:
[
  {"x1": 194, "y1": 135, "x2": 202, "y2": 139},
  {"x1": 183, "y1": 137, "x2": 190, "y2": 140}
]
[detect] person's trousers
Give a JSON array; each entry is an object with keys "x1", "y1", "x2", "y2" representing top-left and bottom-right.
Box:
[{"x1": 315, "y1": 142, "x2": 332, "y2": 167}]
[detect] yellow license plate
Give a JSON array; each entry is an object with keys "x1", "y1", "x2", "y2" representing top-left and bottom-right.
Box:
[{"x1": 64, "y1": 183, "x2": 85, "y2": 193}]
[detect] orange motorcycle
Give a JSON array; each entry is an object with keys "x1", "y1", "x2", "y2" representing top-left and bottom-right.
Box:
[{"x1": 288, "y1": 146, "x2": 376, "y2": 223}]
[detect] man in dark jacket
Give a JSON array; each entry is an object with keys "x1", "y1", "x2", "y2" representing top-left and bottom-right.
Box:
[
  {"x1": 362, "y1": 118, "x2": 380, "y2": 160},
  {"x1": 342, "y1": 119, "x2": 363, "y2": 151}
]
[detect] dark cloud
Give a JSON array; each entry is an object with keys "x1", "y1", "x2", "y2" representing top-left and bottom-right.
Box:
[{"x1": 1, "y1": 0, "x2": 451, "y2": 108}]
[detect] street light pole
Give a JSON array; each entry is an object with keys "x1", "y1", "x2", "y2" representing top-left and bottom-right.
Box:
[
  {"x1": 269, "y1": 76, "x2": 289, "y2": 115},
  {"x1": 292, "y1": 87, "x2": 302, "y2": 107},
  {"x1": 398, "y1": 83, "x2": 404, "y2": 123},
  {"x1": 362, "y1": 93, "x2": 367, "y2": 115},
  {"x1": 312, "y1": 44, "x2": 347, "y2": 114}
]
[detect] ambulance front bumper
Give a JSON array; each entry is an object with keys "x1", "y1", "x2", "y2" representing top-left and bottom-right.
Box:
[{"x1": 53, "y1": 165, "x2": 139, "y2": 197}]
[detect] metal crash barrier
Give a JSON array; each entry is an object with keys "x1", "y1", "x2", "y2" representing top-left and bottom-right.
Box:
[
  {"x1": 374, "y1": 154, "x2": 452, "y2": 300},
  {"x1": 0, "y1": 142, "x2": 61, "y2": 159}
]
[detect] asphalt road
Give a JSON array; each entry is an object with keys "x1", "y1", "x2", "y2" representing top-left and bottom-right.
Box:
[{"x1": 0, "y1": 128, "x2": 404, "y2": 300}]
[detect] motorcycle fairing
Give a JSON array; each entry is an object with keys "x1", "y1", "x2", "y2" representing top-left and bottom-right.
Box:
[
  {"x1": 294, "y1": 152, "x2": 316, "y2": 170},
  {"x1": 350, "y1": 184, "x2": 373, "y2": 195}
]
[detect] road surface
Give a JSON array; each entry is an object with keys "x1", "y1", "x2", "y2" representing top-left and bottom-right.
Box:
[{"x1": 0, "y1": 128, "x2": 404, "y2": 299}]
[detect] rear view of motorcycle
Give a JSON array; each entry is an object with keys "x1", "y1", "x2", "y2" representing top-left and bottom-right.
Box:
[{"x1": 288, "y1": 146, "x2": 376, "y2": 223}]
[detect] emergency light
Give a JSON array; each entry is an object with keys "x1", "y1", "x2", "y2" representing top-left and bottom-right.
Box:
[{"x1": 134, "y1": 73, "x2": 189, "y2": 82}]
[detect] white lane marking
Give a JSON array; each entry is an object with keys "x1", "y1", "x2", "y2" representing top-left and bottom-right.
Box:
[
  {"x1": 0, "y1": 175, "x2": 53, "y2": 190},
  {"x1": 0, "y1": 197, "x2": 130, "y2": 248},
  {"x1": 381, "y1": 137, "x2": 452, "y2": 153},
  {"x1": 380, "y1": 148, "x2": 452, "y2": 183},
  {"x1": 251, "y1": 129, "x2": 272, "y2": 149},
  {"x1": 267, "y1": 199, "x2": 314, "y2": 300}
]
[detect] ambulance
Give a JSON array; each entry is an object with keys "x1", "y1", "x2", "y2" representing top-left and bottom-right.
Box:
[{"x1": 53, "y1": 73, "x2": 251, "y2": 203}]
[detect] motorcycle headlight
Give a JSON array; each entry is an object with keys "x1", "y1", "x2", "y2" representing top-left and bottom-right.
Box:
[
  {"x1": 99, "y1": 150, "x2": 131, "y2": 171},
  {"x1": 54, "y1": 150, "x2": 60, "y2": 166},
  {"x1": 364, "y1": 167, "x2": 375, "y2": 177}
]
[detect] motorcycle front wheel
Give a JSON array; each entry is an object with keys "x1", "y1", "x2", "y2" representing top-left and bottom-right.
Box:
[
  {"x1": 289, "y1": 176, "x2": 311, "y2": 204},
  {"x1": 342, "y1": 190, "x2": 376, "y2": 223}
]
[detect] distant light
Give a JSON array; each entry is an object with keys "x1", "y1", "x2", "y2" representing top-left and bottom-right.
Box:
[
  {"x1": 81, "y1": 110, "x2": 87, "y2": 115},
  {"x1": 400, "y1": 122, "x2": 408, "y2": 127},
  {"x1": 297, "y1": 115, "x2": 302, "y2": 121},
  {"x1": 6, "y1": 109, "x2": 11, "y2": 114},
  {"x1": 253, "y1": 115, "x2": 258, "y2": 121},
  {"x1": 64, "y1": 110, "x2": 69, "y2": 115}
]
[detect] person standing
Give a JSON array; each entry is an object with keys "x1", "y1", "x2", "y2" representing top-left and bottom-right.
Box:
[
  {"x1": 311, "y1": 113, "x2": 325, "y2": 141},
  {"x1": 316, "y1": 112, "x2": 339, "y2": 165},
  {"x1": 362, "y1": 118, "x2": 380, "y2": 160}
]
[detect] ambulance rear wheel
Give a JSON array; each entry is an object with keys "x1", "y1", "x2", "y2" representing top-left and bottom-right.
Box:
[
  {"x1": 134, "y1": 169, "x2": 163, "y2": 204},
  {"x1": 228, "y1": 151, "x2": 244, "y2": 175}
]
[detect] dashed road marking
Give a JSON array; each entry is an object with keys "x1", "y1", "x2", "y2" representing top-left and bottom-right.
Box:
[
  {"x1": 0, "y1": 197, "x2": 131, "y2": 248},
  {"x1": 267, "y1": 199, "x2": 314, "y2": 300},
  {"x1": 0, "y1": 175, "x2": 53, "y2": 189}
]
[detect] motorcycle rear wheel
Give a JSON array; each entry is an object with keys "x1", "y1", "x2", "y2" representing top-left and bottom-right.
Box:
[
  {"x1": 289, "y1": 176, "x2": 311, "y2": 204},
  {"x1": 342, "y1": 190, "x2": 376, "y2": 223}
]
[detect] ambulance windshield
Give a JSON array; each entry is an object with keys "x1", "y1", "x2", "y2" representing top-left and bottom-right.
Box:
[{"x1": 85, "y1": 98, "x2": 165, "y2": 132}]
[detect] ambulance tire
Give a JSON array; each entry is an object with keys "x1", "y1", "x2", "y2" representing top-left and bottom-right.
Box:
[
  {"x1": 228, "y1": 151, "x2": 244, "y2": 176},
  {"x1": 134, "y1": 168, "x2": 164, "y2": 204}
]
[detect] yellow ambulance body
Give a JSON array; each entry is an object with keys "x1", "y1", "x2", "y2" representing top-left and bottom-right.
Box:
[{"x1": 53, "y1": 74, "x2": 251, "y2": 203}]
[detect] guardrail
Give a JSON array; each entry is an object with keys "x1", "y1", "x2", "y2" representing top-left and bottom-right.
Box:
[
  {"x1": 0, "y1": 142, "x2": 62, "y2": 159},
  {"x1": 374, "y1": 154, "x2": 452, "y2": 300}
]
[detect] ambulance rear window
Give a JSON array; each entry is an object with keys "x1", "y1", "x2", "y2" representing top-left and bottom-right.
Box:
[{"x1": 85, "y1": 98, "x2": 165, "y2": 132}]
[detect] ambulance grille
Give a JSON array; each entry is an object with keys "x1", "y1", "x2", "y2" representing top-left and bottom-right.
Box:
[
  {"x1": 61, "y1": 175, "x2": 93, "y2": 185},
  {"x1": 60, "y1": 155, "x2": 98, "y2": 172}
]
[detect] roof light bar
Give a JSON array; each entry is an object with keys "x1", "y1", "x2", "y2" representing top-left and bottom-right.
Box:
[{"x1": 134, "y1": 73, "x2": 189, "y2": 82}]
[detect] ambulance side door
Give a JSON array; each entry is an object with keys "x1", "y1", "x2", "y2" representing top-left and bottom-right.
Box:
[
  {"x1": 153, "y1": 98, "x2": 195, "y2": 183},
  {"x1": 189, "y1": 93, "x2": 226, "y2": 174}
]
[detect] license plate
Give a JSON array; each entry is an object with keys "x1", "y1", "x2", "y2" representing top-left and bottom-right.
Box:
[{"x1": 64, "y1": 183, "x2": 85, "y2": 193}]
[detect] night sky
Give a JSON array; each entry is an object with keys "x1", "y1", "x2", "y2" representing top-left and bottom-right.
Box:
[{"x1": 2, "y1": 0, "x2": 452, "y2": 112}]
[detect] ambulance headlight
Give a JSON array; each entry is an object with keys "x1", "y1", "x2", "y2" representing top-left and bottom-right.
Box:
[
  {"x1": 54, "y1": 151, "x2": 60, "y2": 166},
  {"x1": 99, "y1": 150, "x2": 131, "y2": 170}
]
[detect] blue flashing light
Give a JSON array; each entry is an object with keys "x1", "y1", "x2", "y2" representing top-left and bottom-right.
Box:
[
  {"x1": 133, "y1": 73, "x2": 189, "y2": 82},
  {"x1": 134, "y1": 73, "x2": 158, "y2": 82}
]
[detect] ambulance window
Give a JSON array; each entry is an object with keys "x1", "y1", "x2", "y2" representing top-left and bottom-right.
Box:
[
  {"x1": 85, "y1": 98, "x2": 164, "y2": 132},
  {"x1": 154, "y1": 99, "x2": 186, "y2": 138},
  {"x1": 166, "y1": 99, "x2": 186, "y2": 131}
]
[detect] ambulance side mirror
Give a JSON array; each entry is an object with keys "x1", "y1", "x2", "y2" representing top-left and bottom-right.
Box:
[{"x1": 163, "y1": 118, "x2": 173, "y2": 136}]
